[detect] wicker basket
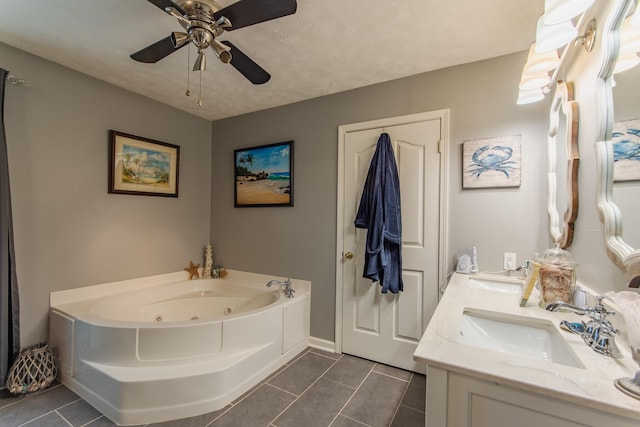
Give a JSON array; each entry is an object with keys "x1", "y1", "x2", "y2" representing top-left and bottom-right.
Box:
[{"x1": 5, "y1": 342, "x2": 57, "y2": 394}]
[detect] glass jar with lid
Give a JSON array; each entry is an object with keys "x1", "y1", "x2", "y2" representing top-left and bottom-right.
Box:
[{"x1": 537, "y1": 243, "x2": 578, "y2": 307}]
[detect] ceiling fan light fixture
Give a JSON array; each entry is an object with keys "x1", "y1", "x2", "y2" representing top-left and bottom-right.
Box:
[
  {"x1": 215, "y1": 16, "x2": 232, "y2": 29},
  {"x1": 211, "y1": 39, "x2": 232, "y2": 63},
  {"x1": 193, "y1": 50, "x2": 207, "y2": 71},
  {"x1": 192, "y1": 29, "x2": 213, "y2": 49},
  {"x1": 164, "y1": 6, "x2": 190, "y2": 24},
  {"x1": 131, "y1": 0, "x2": 298, "y2": 84},
  {"x1": 170, "y1": 31, "x2": 189, "y2": 48}
]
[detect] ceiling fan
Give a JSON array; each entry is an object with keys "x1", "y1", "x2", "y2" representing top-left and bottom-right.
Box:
[{"x1": 130, "y1": 0, "x2": 297, "y2": 85}]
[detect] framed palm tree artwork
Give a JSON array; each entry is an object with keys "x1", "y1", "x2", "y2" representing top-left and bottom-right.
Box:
[
  {"x1": 234, "y1": 141, "x2": 293, "y2": 207},
  {"x1": 108, "y1": 130, "x2": 180, "y2": 197}
]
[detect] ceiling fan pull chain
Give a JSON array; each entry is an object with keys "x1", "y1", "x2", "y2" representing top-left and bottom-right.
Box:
[
  {"x1": 185, "y1": 44, "x2": 191, "y2": 97},
  {"x1": 197, "y1": 69, "x2": 203, "y2": 107}
]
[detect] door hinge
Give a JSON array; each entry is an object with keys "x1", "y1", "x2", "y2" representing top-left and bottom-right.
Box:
[{"x1": 437, "y1": 139, "x2": 443, "y2": 153}]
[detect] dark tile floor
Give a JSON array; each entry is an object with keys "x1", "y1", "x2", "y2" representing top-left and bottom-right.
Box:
[{"x1": 0, "y1": 347, "x2": 425, "y2": 427}]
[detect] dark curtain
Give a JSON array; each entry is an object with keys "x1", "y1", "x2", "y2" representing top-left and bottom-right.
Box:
[{"x1": 0, "y1": 68, "x2": 20, "y2": 386}]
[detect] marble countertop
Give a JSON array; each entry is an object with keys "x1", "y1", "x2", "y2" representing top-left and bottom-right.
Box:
[{"x1": 413, "y1": 272, "x2": 640, "y2": 420}]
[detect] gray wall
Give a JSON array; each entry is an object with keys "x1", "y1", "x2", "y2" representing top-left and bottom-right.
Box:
[
  {"x1": 2, "y1": 43, "x2": 213, "y2": 345},
  {"x1": 4, "y1": 41, "x2": 633, "y2": 348},
  {"x1": 211, "y1": 51, "x2": 554, "y2": 342}
]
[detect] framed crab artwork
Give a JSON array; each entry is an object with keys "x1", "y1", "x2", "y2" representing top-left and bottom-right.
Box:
[
  {"x1": 462, "y1": 135, "x2": 522, "y2": 189},
  {"x1": 612, "y1": 118, "x2": 640, "y2": 182}
]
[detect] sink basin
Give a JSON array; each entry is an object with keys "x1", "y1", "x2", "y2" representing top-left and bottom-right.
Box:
[
  {"x1": 466, "y1": 278, "x2": 522, "y2": 295},
  {"x1": 458, "y1": 308, "x2": 584, "y2": 368}
]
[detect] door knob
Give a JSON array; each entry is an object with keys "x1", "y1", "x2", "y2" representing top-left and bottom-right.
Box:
[{"x1": 344, "y1": 251, "x2": 354, "y2": 260}]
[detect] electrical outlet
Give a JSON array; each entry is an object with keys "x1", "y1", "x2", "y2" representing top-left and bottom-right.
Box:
[{"x1": 504, "y1": 252, "x2": 516, "y2": 271}]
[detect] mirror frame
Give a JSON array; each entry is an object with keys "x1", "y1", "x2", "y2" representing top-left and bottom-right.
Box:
[
  {"x1": 548, "y1": 81, "x2": 579, "y2": 249},
  {"x1": 595, "y1": 0, "x2": 640, "y2": 286}
]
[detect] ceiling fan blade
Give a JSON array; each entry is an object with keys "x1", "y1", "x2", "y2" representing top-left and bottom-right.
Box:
[
  {"x1": 147, "y1": 0, "x2": 186, "y2": 16},
  {"x1": 130, "y1": 35, "x2": 187, "y2": 63},
  {"x1": 221, "y1": 41, "x2": 271, "y2": 84},
  {"x1": 214, "y1": 0, "x2": 297, "y2": 31}
]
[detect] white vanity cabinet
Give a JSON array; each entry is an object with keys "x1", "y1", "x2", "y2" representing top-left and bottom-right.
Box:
[
  {"x1": 427, "y1": 366, "x2": 638, "y2": 427},
  {"x1": 414, "y1": 273, "x2": 640, "y2": 427}
]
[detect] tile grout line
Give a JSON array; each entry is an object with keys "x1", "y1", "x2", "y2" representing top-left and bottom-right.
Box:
[
  {"x1": 261, "y1": 382, "x2": 301, "y2": 398},
  {"x1": 55, "y1": 409, "x2": 74, "y2": 427},
  {"x1": 328, "y1": 362, "x2": 377, "y2": 427},
  {"x1": 398, "y1": 403, "x2": 426, "y2": 415},
  {"x1": 385, "y1": 372, "x2": 414, "y2": 426},
  {"x1": 334, "y1": 413, "x2": 372, "y2": 427},
  {"x1": 203, "y1": 403, "x2": 235, "y2": 427},
  {"x1": 268, "y1": 353, "x2": 343, "y2": 427},
  {"x1": 55, "y1": 397, "x2": 83, "y2": 412},
  {"x1": 80, "y1": 415, "x2": 111, "y2": 427},
  {"x1": 16, "y1": 409, "x2": 61, "y2": 427},
  {"x1": 309, "y1": 350, "x2": 342, "y2": 362},
  {"x1": 371, "y1": 366, "x2": 412, "y2": 383},
  {"x1": 322, "y1": 375, "x2": 358, "y2": 390}
]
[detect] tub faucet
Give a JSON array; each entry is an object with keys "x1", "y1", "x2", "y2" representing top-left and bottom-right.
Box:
[
  {"x1": 547, "y1": 296, "x2": 622, "y2": 358},
  {"x1": 267, "y1": 279, "x2": 295, "y2": 298}
]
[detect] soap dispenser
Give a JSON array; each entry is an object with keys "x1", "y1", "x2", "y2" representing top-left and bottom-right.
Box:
[{"x1": 536, "y1": 243, "x2": 578, "y2": 308}]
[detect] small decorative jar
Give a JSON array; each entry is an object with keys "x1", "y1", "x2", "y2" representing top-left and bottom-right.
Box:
[{"x1": 537, "y1": 243, "x2": 578, "y2": 308}]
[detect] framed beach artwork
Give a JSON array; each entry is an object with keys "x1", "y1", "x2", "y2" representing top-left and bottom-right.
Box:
[
  {"x1": 108, "y1": 130, "x2": 180, "y2": 197},
  {"x1": 612, "y1": 118, "x2": 640, "y2": 182},
  {"x1": 462, "y1": 135, "x2": 522, "y2": 189},
  {"x1": 234, "y1": 141, "x2": 293, "y2": 207}
]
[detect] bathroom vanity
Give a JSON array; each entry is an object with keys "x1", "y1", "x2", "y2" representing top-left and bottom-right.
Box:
[{"x1": 413, "y1": 273, "x2": 640, "y2": 427}]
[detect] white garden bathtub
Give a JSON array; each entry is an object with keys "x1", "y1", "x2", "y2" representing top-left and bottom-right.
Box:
[{"x1": 48, "y1": 269, "x2": 310, "y2": 425}]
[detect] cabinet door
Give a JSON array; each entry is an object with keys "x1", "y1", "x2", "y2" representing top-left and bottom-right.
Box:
[{"x1": 446, "y1": 372, "x2": 637, "y2": 427}]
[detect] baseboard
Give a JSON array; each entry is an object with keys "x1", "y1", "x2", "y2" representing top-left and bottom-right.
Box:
[{"x1": 309, "y1": 336, "x2": 337, "y2": 354}]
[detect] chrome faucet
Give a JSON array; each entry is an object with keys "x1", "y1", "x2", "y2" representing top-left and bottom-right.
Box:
[
  {"x1": 547, "y1": 296, "x2": 622, "y2": 358},
  {"x1": 267, "y1": 278, "x2": 295, "y2": 298},
  {"x1": 545, "y1": 301, "x2": 588, "y2": 315}
]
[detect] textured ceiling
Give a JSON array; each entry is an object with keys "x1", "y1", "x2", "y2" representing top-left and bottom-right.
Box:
[{"x1": 0, "y1": 0, "x2": 544, "y2": 121}]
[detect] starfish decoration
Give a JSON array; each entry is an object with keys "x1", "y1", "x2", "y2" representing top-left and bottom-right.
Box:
[{"x1": 184, "y1": 260, "x2": 200, "y2": 280}]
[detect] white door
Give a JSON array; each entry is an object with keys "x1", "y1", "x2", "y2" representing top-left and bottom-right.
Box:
[{"x1": 337, "y1": 111, "x2": 448, "y2": 373}]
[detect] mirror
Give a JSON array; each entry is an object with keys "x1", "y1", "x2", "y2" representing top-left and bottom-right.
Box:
[
  {"x1": 596, "y1": 0, "x2": 640, "y2": 286},
  {"x1": 548, "y1": 81, "x2": 579, "y2": 249},
  {"x1": 611, "y1": 66, "x2": 640, "y2": 250}
]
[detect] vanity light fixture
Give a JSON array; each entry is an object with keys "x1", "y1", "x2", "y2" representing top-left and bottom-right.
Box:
[
  {"x1": 614, "y1": 17, "x2": 640, "y2": 74},
  {"x1": 535, "y1": 14, "x2": 579, "y2": 53},
  {"x1": 574, "y1": 19, "x2": 597, "y2": 52},
  {"x1": 629, "y1": 1, "x2": 640, "y2": 27},
  {"x1": 517, "y1": 88, "x2": 546, "y2": 105},
  {"x1": 614, "y1": 53, "x2": 640, "y2": 74},
  {"x1": 517, "y1": 42, "x2": 558, "y2": 104},
  {"x1": 517, "y1": 9, "x2": 597, "y2": 104},
  {"x1": 543, "y1": 0, "x2": 596, "y2": 25},
  {"x1": 523, "y1": 43, "x2": 560, "y2": 74},
  {"x1": 519, "y1": 70, "x2": 552, "y2": 91}
]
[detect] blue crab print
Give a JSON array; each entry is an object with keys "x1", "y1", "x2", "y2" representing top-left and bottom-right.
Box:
[
  {"x1": 467, "y1": 145, "x2": 518, "y2": 178},
  {"x1": 612, "y1": 128, "x2": 640, "y2": 162}
]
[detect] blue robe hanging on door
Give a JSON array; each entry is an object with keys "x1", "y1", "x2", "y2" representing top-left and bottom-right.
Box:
[{"x1": 354, "y1": 133, "x2": 403, "y2": 293}]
